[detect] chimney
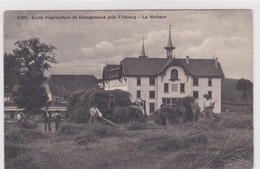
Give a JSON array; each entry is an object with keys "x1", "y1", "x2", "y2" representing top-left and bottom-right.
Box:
[
  {"x1": 214, "y1": 57, "x2": 218, "y2": 68},
  {"x1": 186, "y1": 56, "x2": 189, "y2": 64}
]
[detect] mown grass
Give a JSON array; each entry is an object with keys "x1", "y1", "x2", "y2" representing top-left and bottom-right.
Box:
[{"x1": 5, "y1": 112, "x2": 253, "y2": 169}]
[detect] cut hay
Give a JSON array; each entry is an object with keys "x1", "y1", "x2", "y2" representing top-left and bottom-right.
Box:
[
  {"x1": 200, "y1": 129, "x2": 253, "y2": 168},
  {"x1": 57, "y1": 122, "x2": 85, "y2": 135},
  {"x1": 5, "y1": 128, "x2": 46, "y2": 144},
  {"x1": 125, "y1": 122, "x2": 157, "y2": 131},
  {"x1": 67, "y1": 88, "x2": 132, "y2": 122},
  {"x1": 138, "y1": 134, "x2": 208, "y2": 153}
]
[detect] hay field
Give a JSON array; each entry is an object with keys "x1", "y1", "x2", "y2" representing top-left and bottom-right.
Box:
[{"x1": 5, "y1": 112, "x2": 253, "y2": 169}]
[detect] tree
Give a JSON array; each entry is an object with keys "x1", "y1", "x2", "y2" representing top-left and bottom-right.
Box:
[
  {"x1": 6, "y1": 38, "x2": 57, "y2": 113},
  {"x1": 236, "y1": 78, "x2": 253, "y2": 101},
  {"x1": 4, "y1": 52, "x2": 20, "y2": 94}
]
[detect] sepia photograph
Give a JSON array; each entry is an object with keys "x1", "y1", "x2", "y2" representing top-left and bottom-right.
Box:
[{"x1": 3, "y1": 10, "x2": 253, "y2": 168}]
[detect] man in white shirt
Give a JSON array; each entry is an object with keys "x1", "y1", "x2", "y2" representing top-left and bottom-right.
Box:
[
  {"x1": 203, "y1": 94, "x2": 213, "y2": 120},
  {"x1": 89, "y1": 105, "x2": 102, "y2": 123}
]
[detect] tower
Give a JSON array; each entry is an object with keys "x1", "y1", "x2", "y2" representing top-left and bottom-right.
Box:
[
  {"x1": 139, "y1": 37, "x2": 148, "y2": 58},
  {"x1": 164, "y1": 25, "x2": 175, "y2": 58}
]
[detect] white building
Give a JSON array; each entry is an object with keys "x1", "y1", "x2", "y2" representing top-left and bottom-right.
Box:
[{"x1": 103, "y1": 26, "x2": 224, "y2": 115}]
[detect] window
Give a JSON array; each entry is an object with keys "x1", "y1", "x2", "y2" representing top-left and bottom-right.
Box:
[
  {"x1": 208, "y1": 91, "x2": 212, "y2": 99},
  {"x1": 180, "y1": 83, "x2": 185, "y2": 93},
  {"x1": 208, "y1": 78, "x2": 212, "y2": 86},
  {"x1": 170, "y1": 69, "x2": 178, "y2": 80},
  {"x1": 137, "y1": 77, "x2": 141, "y2": 86},
  {"x1": 149, "y1": 103, "x2": 155, "y2": 114},
  {"x1": 10, "y1": 112, "x2": 14, "y2": 119},
  {"x1": 149, "y1": 77, "x2": 155, "y2": 85},
  {"x1": 171, "y1": 84, "x2": 178, "y2": 92},
  {"x1": 149, "y1": 91, "x2": 155, "y2": 99},
  {"x1": 137, "y1": 91, "x2": 141, "y2": 98},
  {"x1": 164, "y1": 83, "x2": 169, "y2": 93},
  {"x1": 162, "y1": 98, "x2": 179, "y2": 107},
  {"x1": 193, "y1": 78, "x2": 199, "y2": 86},
  {"x1": 193, "y1": 91, "x2": 199, "y2": 99}
]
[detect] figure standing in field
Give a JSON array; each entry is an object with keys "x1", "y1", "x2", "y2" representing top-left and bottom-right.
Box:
[
  {"x1": 89, "y1": 105, "x2": 102, "y2": 123},
  {"x1": 52, "y1": 112, "x2": 62, "y2": 131},
  {"x1": 43, "y1": 106, "x2": 52, "y2": 132},
  {"x1": 203, "y1": 94, "x2": 213, "y2": 120},
  {"x1": 17, "y1": 111, "x2": 25, "y2": 128},
  {"x1": 190, "y1": 99, "x2": 201, "y2": 122}
]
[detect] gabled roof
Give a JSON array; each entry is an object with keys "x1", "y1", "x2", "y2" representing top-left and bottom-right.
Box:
[
  {"x1": 121, "y1": 58, "x2": 168, "y2": 76},
  {"x1": 49, "y1": 75, "x2": 98, "y2": 97},
  {"x1": 120, "y1": 57, "x2": 224, "y2": 78},
  {"x1": 103, "y1": 64, "x2": 120, "y2": 80}
]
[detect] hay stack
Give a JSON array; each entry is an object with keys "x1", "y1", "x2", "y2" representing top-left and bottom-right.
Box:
[{"x1": 67, "y1": 88, "x2": 131, "y2": 122}]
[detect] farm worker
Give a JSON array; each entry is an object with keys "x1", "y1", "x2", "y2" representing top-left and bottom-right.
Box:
[
  {"x1": 17, "y1": 112, "x2": 25, "y2": 128},
  {"x1": 43, "y1": 106, "x2": 52, "y2": 132},
  {"x1": 190, "y1": 99, "x2": 201, "y2": 122},
  {"x1": 52, "y1": 112, "x2": 62, "y2": 131},
  {"x1": 134, "y1": 99, "x2": 145, "y2": 115},
  {"x1": 90, "y1": 105, "x2": 102, "y2": 123},
  {"x1": 203, "y1": 94, "x2": 213, "y2": 120}
]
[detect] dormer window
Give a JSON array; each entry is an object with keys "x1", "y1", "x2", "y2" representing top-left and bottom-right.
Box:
[{"x1": 170, "y1": 69, "x2": 178, "y2": 81}]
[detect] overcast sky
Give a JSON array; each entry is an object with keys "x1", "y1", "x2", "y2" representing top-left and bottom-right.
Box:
[{"x1": 4, "y1": 10, "x2": 253, "y2": 81}]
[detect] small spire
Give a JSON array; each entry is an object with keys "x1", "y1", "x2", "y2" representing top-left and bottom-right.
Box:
[
  {"x1": 164, "y1": 25, "x2": 176, "y2": 58},
  {"x1": 167, "y1": 25, "x2": 173, "y2": 48},
  {"x1": 139, "y1": 36, "x2": 148, "y2": 58}
]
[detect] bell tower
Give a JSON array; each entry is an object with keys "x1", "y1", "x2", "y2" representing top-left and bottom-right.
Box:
[
  {"x1": 164, "y1": 25, "x2": 175, "y2": 58},
  {"x1": 139, "y1": 37, "x2": 148, "y2": 58}
]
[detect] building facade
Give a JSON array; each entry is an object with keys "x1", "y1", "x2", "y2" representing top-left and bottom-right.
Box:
[{"x1": 103, "y1": 26, "x2": 224, "y2": 115}]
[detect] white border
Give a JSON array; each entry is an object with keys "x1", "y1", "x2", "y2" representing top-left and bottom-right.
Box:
[{"x1": 0, "y1": 1, "x2": 259, "y2": 169}]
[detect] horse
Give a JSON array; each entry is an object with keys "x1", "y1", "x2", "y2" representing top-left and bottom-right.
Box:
[
  {"x1": 153, "y1": 103, "x2": 186, "y2": 125},
  {"x1": 112, "y1": 106, "x2": 145, "y2": 124}
]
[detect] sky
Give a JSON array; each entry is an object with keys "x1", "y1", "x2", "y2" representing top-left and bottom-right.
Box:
[{"x1": 4, "y1": 10, "x2": 253, "y2": 81}]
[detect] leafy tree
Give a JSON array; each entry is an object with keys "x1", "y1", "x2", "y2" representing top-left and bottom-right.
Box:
[
  {"x1": 6, "y1": 38, "x2": 57, "y2": 113},
  {"x1": 4, "y1": 52, "x2": 20, "y2": 94},
  {"x1": 236, "y1": 78, "x2": 253, "y2": 101}
]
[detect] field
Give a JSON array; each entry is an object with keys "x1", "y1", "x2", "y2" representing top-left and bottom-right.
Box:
[{"x1": 5, "y1": 112, "x2": 253, "y2": 169}]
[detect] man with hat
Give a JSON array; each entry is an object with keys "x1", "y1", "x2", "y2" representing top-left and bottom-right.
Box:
[
  {"x1": 203, "y1": 94, "x2": 213, "y2": 120},
  {"x1": 43, "y1": 106, "x2": 52, "y2": 132}
]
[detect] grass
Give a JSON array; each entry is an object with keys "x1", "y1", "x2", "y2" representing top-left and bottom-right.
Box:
[{"x1": 5, "y1": 111, "x2": 253, "y2": 169}]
